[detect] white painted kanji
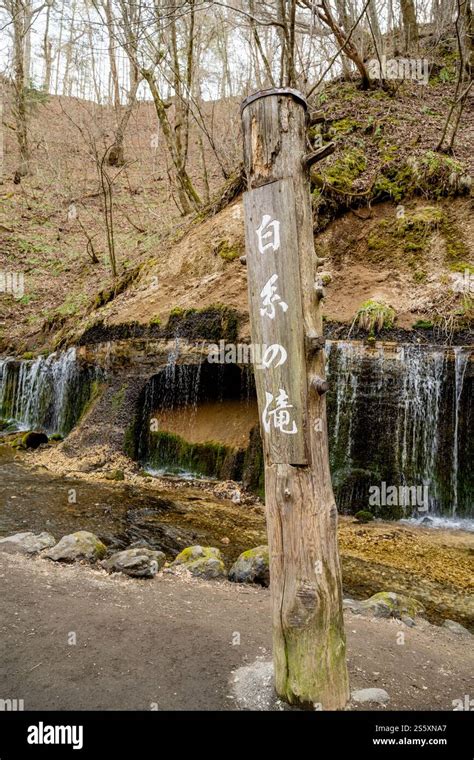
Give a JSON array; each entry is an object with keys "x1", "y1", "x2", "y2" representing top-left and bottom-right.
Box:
[
  {"x1": 260, "y1": 274, "x2": 288, "y2": 320},
  {"x1": 262, "y1": 389, "x2": 298, "y2": 435},
  {"x1": 256, "y1": 214, "x2": 281, "y2": 254}
]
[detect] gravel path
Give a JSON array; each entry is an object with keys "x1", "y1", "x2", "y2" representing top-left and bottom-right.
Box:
[{"x1": 0, "y1": 552, "x2": 472, "y2": 711}]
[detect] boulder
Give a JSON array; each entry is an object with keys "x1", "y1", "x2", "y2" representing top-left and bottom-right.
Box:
[
  {"x1": 360, "y1": 591, "x2": 424, "y2": 619},
  {"x1": 351, "y1": 688, "x2": 390, "y2": 705},
  {"x1": 102, "y1": 548, "x2": 166, "y2": 578},
  {"x1": 42, "y1": 531, "x2": 106, "y2": 562},
  {"x1": 354, "y1": 510, "x2": 374, "y2": 523},
  {"x1": 0, "y1": 531, "x2": 56, "y2": 555},
  {"x1": 22, "y1": 431, "x2": 49, "y2": 449},
  {"x1": 442, "y1": 619, "x2": 472, "y2": 636},
  {"x1": 343, "y1": 598, "x2": 364, "y2": 614},
  {"x1": 228, "y1": 545, "x2": 270, "y2": 586},
  {"x1": 170, "y1": 545, "x2": 226, "y2": 580}
]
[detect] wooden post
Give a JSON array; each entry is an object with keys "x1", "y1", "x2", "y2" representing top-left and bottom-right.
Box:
[{"x1": 241, "y1": 88, "x2": 349, "y2": 709}]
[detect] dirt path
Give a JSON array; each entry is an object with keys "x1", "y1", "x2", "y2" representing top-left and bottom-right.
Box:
[{"x1": 0, "y1": 553, "x2": 472, "y2": 712}]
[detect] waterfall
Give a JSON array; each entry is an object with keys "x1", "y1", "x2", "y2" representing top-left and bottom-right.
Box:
[
  {"x1": 452, "y1": 347, "x2": 469, "y2": 516},
  {"x1": 135, "y1": 355, "x2": 256, "y2": 479},
  {"x1": 397, "y1": 345, "x2": 446, "y2": 504},
  {"x1": 326, "y1": 342, "x2": 472, "y2": 517},
  {"x1": 2, "y1": 338, "x2": 470, "y2": 517},
  {"x1": 0, "y1": 348, "x2": 101, "y2": 435}
]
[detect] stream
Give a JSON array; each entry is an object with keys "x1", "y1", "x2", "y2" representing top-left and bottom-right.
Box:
[{"x1": 1, "y1": 444, "x2": 473, "y2": 630}]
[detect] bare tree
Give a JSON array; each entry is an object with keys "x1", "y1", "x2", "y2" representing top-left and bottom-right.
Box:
[
  {"x1": 0, "y1": 0, "x2": 47, "y2": 176},
  {"x1": 437, "y1": 0, "x2": 473, "y2": 151},
  {"x1": 114, "y1": 0, "x2": 202, "y2": 213},
  {"x1": 301, "y1": 0, "x2": 372, "y2": 88}
]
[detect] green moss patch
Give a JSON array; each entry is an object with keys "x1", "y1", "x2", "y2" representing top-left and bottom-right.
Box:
[
  {"x1": 374, "y1": 152, "x2": 471, "y2": 203},
  {"x1": 322, "y1": 148, "x2": 367, "y2": 193},
  {"x1": 146, "y1": 430, "x2": 244, "y2": 480},
  {"x1": 366, "y1": 207, "x2": 445, "y2": 276},
  {"x1": 215, "y1": 239, "x2": 241, "y2": 262}
]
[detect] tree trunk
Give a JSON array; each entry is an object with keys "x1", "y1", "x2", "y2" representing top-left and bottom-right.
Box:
[
  {"x1": 241, "y1": 90, "x2": 349, "y2": 709},
  {"x1": 461, "y1": 0, "x2": 473, "y2": 76},
  {"x1": 85, "y1": 2, "x2": 102, "y2": 103},
  {"x1": 54, "y1": 0, "x2": 66, "y2": 94},
  {"x1": 12, "y1": 0, "x2": 29, "y2": 176},
  {"x1": 23, "y1": 0, "x2": 32, "y2": 87},
  {"x1": 104, "y1": 0, "x2": 121, "y2": 109},
  {"x1": 0, "y1": 83, "x2": 4, "y2": 184},
  {"x1": 43, "y1": 3, "x2": 54, "y2": 92},
  {"x1": 367, "y1": 0, "x2": 383, "y2": 55},
  {"x1": 400, "y1": 0, "x2": 419, "y2": 51},
  {"x1": 107, "y1": 64, "x2": 140, "y2": 166},
  {"x1": 63, "y1": 0, "x2": 77, "y2": 96},
  {"x1": 315, "y1": 0, "x2": 371, "y2": 88},
  {"x1": 142, "y1": 69, "x2": 201, "y2": 214}
]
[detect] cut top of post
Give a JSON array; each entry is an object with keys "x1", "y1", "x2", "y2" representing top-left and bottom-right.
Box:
[{"x1": 240, "y1": 88, "x2": 308, "y2": 115}]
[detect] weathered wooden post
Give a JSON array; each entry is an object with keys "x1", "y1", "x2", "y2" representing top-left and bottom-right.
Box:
[{"x1": 241, "y1": 88, "x2": 349, "y2": 709}]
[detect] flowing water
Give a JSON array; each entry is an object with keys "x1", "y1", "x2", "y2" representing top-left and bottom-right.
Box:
[
  {"x1": 325, "y1": 342, "x2": 472, "y2": 517},
  {"x1": 0, "y1": 341, "x2": 472, "y2": 517},
  {"x1": 0, "y1": 348, "x2": 102, "y2": 435}
]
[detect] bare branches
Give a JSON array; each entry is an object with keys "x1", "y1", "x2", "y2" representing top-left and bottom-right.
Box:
[{"x1": 436, "y1": 0, "x2": 473, "y2": 152}]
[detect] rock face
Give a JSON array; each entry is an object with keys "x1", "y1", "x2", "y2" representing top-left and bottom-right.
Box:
[
  {"x1": 0, "y1": 531, "x2": 56, "y2": 555},
  {"x1": 228, "y1": 545, "x2": 270, "y2": 586},
  {"x1": 442, "y1": 619, "x2": 472, "y2": 636},
  {"x1": 43, "y1": 531, "x2": 106, "y2": 562},
  {"x1": 360, "y1": 591, "x2": 424, "y2": 619},
  {"x1": 170, "y1": 545, "x2": 226, "y2": 579},
  {"x1": 102, "y1": 548, "x2": 166, "y2": 578}
]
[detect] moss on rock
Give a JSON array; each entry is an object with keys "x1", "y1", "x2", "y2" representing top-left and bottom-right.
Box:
[
  {"x1": 322, "y1": 148, "x2": 367, "y2": 193},
  {"x1": 104, "y1": 469, "x2": 125, "y2": 481},
  {"x1": 164, "y1": 304, "x2": 240, "y2": 342},
  {"x1": 22, "y1": 431, "x2": 49, "y2": 449},
  {"x1": 361, "y1": 591, "x2": 425, "y2": 619},
  {"x1": 171, "y1": 545, "x2": 226, "y2": 579},
  {"x1": 102, "y1": 547, "x2": 166, "y2": 578},
  {"x1": 228, "y1": 545, "x2": 270, "y2": 586},
  {"x1": 43, "y1": 530, "x2": 107, "y2": 563},
  {"x1": 354, "y1": 510, "x2": 374, "y2": 524},
  {"x1": 215, "y1": 239, "x2": 241, "y2": 262}
]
